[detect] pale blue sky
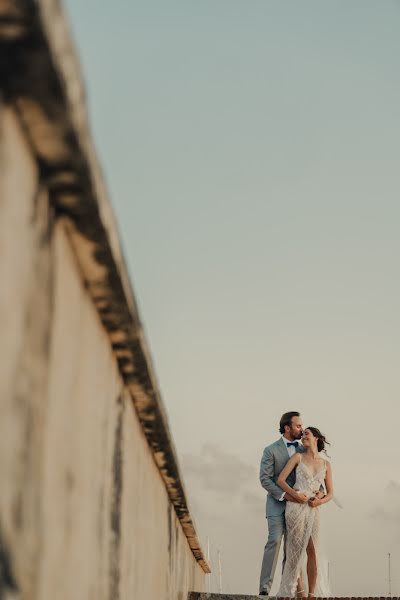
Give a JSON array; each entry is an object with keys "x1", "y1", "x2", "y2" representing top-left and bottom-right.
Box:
[{"x1": 64, "y1": 1, "x2": 400, "y2": 594}]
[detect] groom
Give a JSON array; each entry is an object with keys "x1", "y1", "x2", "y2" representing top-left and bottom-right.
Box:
[{"x1": 258, "y1": 411, "x2": 305, "y2": 596}]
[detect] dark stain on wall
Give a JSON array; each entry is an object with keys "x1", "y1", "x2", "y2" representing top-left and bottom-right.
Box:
[
  {"x1": 109, "y1": 397, "x2": 124, "y2": 600},
  {"x1": 168, "y1": 503, "x2": 173, "y2": 561},
  {"x1": 0, "y1": 529, "x2": 19, "y2": 599},
  {"x1": 5, "y1": 186, "x2": 55, "y2": 597}
]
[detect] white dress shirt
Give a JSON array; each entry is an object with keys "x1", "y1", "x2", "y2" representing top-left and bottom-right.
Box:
[{"x1": 283, "y1": 435, "x2": 300, "y2": 457}]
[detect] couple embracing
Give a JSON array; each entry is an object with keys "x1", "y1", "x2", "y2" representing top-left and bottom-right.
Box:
[{"x1": 259, "y1": 411, "x2": 334, "y2": 598}]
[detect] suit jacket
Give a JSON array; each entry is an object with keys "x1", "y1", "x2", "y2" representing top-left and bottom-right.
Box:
[{"x1": 259, "y1": 437, "x2": 304, "y2": 517}]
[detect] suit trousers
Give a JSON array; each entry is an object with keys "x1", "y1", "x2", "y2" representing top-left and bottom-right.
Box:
[{"x1": 259, "y1": 513, "x2": 286, "y2": 594}]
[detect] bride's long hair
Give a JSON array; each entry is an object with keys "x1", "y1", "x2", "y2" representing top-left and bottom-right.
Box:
[{"x1": 306, "y1": 426, "x2": 330, "y2": 455}]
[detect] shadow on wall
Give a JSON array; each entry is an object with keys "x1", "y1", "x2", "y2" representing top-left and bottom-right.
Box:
[{"x1": 0, "y1": 526, "x2": 20, "y2": 599}]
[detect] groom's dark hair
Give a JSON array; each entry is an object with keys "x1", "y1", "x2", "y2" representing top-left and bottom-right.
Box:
[{"x1": 279, "y1": 411, "x2": 300, "y2": 434}]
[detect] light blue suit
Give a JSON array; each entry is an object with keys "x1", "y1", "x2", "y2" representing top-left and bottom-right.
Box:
[{"x1": 259, "y1": 438, "x2": 303, "y2": 594}]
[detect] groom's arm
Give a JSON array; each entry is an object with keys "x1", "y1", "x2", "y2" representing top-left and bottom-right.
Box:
[{"x1": 259, "y1": 447, "x2": 287, "y2": 501}]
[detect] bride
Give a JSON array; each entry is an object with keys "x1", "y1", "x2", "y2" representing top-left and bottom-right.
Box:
[{"x1": 277, "y1": 427, "x2": 333, "y2": 598}]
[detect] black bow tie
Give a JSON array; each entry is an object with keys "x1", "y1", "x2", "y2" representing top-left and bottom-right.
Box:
[{"x1": 287, "y1": 441, "x2": 299, "y2": 448}]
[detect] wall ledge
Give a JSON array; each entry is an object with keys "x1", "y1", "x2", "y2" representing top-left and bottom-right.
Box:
[{"x1": 0, "y1": 0, "x2": 209, "y2": 574}]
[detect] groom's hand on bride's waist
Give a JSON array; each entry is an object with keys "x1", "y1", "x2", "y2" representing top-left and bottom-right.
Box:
[
  {"x1": 294, "y1": 492, "x2": 309, "y2": 504},
  {"x1": 283, "y1": 492, "x2": 308, "y2": 503},
  {"x1": 283, "y1": 493, "x2": 299, "y2": 503}
]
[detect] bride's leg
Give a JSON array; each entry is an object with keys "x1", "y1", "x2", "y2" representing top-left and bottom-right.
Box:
[
  {"x1": 306, "y1": 537, "x2": 317, "y2": 596},
  {"x1": 296, "y1": 575, "x2": 306, "y2": 598}
]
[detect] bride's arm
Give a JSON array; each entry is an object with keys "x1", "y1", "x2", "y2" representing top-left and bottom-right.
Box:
[
  {"x1": 314, "y1": 462, "x2": 334, "y2": 506},
  {"x1": 277, "y1": 454, "x2": 307, "y2": 503}
]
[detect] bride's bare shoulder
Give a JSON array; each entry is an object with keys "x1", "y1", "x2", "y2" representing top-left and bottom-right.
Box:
[{"x1": 289, "y1": 452, "x2": 301, "y2": 465}]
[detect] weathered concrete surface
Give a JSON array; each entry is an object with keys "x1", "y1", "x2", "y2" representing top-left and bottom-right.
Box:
[
  {"x1": 0, "y1": 0, "x2": 208, "y2": 598},
  {"x1": 188, "y1": 595, "x2": 267, "y2": 600},
  {"x1": 188, "y1": 597, "x2": 400, "y2": 600},
  {"x1": 0, "y1": 0, "x2": 208, "y2": 569}
]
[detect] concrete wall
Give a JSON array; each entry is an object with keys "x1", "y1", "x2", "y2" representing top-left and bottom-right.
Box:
[{"x1": 0, "y1": 102, "x2": 204, "y2": 599}]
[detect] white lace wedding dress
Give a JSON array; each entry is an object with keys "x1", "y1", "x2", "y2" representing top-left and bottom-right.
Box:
[{"x1": 277, "y1": 455, "x2": 330, "y2": 598}]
